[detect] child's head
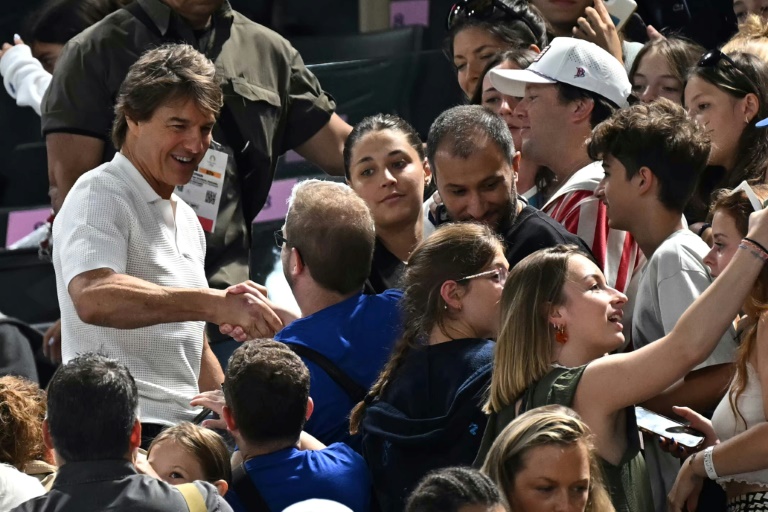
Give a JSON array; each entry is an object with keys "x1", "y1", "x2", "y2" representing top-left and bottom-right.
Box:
[
  {"x1": 629, "y1": 37, "x2": 704, "y2": 105},
  {"x1": 405, "y1": 466, "x2": 505, "y2": 512},
  {"x1": 588, "y1": 98, "x2": 711, "y2": 230},
  {"x1": 147, "y1": 422, "x2": 231, "y2": 496}
]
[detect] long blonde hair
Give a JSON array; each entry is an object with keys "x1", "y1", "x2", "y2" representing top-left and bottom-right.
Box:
[
  {"x1": 723, "y1": 14, "x2": 768, "y2": 62},
  {"x1": 485, "y1": 245, "x2": 583, "y2": 414},
  {"x1": 709, "y1": 185, "x2": 768, "y2": 426},
  {"x1": 481, "y1": 405, "x2": 615, "y2": 512},
  {"x1": 349, "y1": 223, "x2": 503, "y2": 434}
]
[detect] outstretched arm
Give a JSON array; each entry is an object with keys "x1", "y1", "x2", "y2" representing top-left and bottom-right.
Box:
[
  {"x1": 69, "y1": 269, "x2": 283, "y2": 338},
  {"x1": 579, "y1": 213, "x2": 768, "y2": 416}
]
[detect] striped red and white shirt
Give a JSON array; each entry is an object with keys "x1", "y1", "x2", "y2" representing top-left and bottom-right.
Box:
[{"x1": 543, "y1": 162, "x2": 645, "y2": 294}]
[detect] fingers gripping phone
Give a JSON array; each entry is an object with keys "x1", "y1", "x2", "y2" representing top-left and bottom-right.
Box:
[
  {"x1": 602, "y1": 0, "x2": 638, "y2": 31},
  {"x1": 635, "y1": 407, "x2": 706, "y2": 450}
]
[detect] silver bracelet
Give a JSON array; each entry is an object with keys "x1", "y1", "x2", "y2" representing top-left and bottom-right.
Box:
[{"x1": 703, "y1": 446, "x2": 719, "y2": 480}]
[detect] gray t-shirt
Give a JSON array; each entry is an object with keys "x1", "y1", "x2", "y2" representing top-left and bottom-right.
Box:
[
  {"x1": 632, "y1": 228, "x2": 737, "y2": 364},
  {"x1": 631, "y1": 228, "x2": 736, "y2": 510}
]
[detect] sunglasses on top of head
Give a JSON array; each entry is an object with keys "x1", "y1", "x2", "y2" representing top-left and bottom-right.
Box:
[
  {"x1": 698, "y1": 49, "x2": 759, "y2": 95},
  {"x1": 446, "y1": 0, "x2": 538, "y2": 35}
]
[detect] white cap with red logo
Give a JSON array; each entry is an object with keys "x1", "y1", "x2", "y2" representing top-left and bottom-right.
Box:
[{"x1": 489, "y1": 37, "x2": 631, "y2": 108}]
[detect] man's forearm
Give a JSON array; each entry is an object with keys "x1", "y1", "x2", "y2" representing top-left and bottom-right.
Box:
[{"x1": 70, "y1": 270, "x2": 224, "y2": 328}]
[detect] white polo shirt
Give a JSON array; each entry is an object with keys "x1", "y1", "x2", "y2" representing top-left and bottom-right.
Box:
[{"x1": 53, "y1": 152, "x2": 208, "y2": 425}]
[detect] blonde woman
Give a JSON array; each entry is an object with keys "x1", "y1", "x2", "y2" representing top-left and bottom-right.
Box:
[
  {"x1": 724, "y1": 14, "x2": 768, "y2": 60},
  {"x1": 476, "y1": 201, "x2": 768, "y2": 512},
  {"x1": 482, "y1": 405, "x2": 614, "y2": 512}
]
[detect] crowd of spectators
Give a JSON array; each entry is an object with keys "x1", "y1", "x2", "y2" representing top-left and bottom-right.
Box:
[{"x1": 4, "y1": 0, "x2": 768, "y2": 511}]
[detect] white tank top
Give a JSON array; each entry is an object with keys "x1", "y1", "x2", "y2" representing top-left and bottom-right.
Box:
[{"x1": 711, "y1": 363, "x2": 768, "y2": 486}]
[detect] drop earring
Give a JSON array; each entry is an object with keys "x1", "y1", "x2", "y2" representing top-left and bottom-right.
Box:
[{"x1": 554, "y1": 324, "x2": 568, "y2": 344}]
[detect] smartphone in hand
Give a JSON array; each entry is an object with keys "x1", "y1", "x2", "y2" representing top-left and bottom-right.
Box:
[
  {"x1": 603, "y1": 0, "x2": 638, "y2": 31},
  {"x1": 635, "y1": 406, "x2": 706, "y2": 451}
]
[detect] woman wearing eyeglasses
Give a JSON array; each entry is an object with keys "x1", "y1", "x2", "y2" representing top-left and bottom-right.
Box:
[
  {"x1": 684, "y1": 50, "x2": 768, "y2": 226},
  {"x1": 445, "y1": 0, "x2": 548, "y2": 99},
  {"x1": 349, "y1": 223, "x2": 508, "y2": 512},
  {"x1": 667, "y1": 183, "x2": 768, "y2": 512}
]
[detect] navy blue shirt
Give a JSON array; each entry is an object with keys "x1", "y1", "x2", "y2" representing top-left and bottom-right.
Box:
[
  {"x1": 275, "y1": 290, "x2": 402, "y2": 448},
  {"x1": 225, "y1": 443, "x2": 371, "y2": 512}
]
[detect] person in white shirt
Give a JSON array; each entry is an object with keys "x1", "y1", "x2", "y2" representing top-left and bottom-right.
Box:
[
  {"x1": 591, "y1": 98, "x2": 737, "y2": 509},
  {"x1": 53, "y1": 43, "x2": 282, "y2": 446}
]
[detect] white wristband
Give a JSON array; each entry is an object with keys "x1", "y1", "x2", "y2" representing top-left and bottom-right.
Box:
[{"x1": 703, "y1": 446, "x2": 718, "y2": 480}]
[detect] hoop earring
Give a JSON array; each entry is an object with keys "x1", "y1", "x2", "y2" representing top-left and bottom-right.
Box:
[{"x1": 554, "y1": 324, "x2": 568, "y2": 344}]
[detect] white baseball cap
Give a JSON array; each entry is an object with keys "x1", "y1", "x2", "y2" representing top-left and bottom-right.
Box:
[{"x1": 489, "y1": 37, "x2": 631, "y2": 108}]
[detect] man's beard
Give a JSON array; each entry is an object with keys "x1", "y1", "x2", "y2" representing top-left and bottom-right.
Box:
[{"x1": 446, "y1": 196, "x2": 518, "y2": 234}]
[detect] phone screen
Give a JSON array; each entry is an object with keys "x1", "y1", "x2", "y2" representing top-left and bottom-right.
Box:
[{"x1": 635, "y1": 407, "x2": 705, "y2": 449}]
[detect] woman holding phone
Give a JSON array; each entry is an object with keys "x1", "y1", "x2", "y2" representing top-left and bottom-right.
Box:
[
  {"x1": 667, "y1": 183, "x2": 768, "y2": 512},
  {"x1": 476, "y1": 198, "x2": 768, "y2": 511}
]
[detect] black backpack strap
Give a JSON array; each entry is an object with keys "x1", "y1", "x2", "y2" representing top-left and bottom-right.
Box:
[
  {"x1": 285, "y1": 343, "x2": 367, "y2": 404},
  {"x1": 232, "y1": 462, "x2": 271, "y2": 512},
  {"x1": 123, "y1": 1, "x2": 165, "y2": 39}
]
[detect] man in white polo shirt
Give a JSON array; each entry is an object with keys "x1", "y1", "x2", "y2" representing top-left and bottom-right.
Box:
[{"x1": 52, "y1": 44, "x2": 283, "y2": 447}]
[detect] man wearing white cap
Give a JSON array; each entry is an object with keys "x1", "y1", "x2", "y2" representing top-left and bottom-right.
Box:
[{"x1": 490, "y1": 37, "x2": 644, "y2": 297}]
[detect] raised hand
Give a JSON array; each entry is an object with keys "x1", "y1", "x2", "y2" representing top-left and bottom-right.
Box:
[{"x1": 573, "y1": 0, "x2": 623, "y2": 64}]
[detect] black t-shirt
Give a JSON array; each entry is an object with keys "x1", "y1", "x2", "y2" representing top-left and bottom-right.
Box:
[
  {"x1": 503, "y1": 205, "x2": 595, "y2": 268},
  {"x1": 363, "y1": 238, "x2": 405, "y2": 295}
]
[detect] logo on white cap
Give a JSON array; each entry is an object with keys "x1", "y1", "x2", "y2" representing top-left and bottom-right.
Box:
[{"x1": 488, "y1": 38, "x2": 631, "y2": 108}]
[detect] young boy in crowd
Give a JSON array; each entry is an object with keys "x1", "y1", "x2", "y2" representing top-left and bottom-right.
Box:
[
  {"x1": 219, "y1": 340, "x2": 371, "y2": 512},
  {"x1": 588, "y1": 98, "x2": 737, "y2": 509}
]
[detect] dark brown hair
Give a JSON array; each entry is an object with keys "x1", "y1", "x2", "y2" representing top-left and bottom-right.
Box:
[
  {"x1": 112, "y1": 44, "x2": 223, "y2": 149},
  {"x1": 587, "y1": 98, "x2": 711, "y2": 212},
  {"x1": 224, "y1": 340, "x2": 310, "y2": 445},
  {"x1": 444, "y1": 0, "x2": 548, "y2": 65},
  {"x1": 687, "y1": 51, "x2": 768, "y2": 187},
  {"x1": 343, "y1": 114, "x2": 425, "y2": 181},
  {"x1": 628, "y1": 36, "x2": 705, "y2": 102}
]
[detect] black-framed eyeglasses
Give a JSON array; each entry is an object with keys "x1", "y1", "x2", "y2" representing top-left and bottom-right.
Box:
[
  {"x1": 446, "y1": 0, "x2": 538, "y2": 35},
  {"x1": 274, "y1": 229, "x2": 289, "y2": 248},
  {"x1": 456, "y1": 267, "x2": 509, "y2": 285},
  {"x1": 698, "y1": 49, "x2": 758, "y2": 94}
]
